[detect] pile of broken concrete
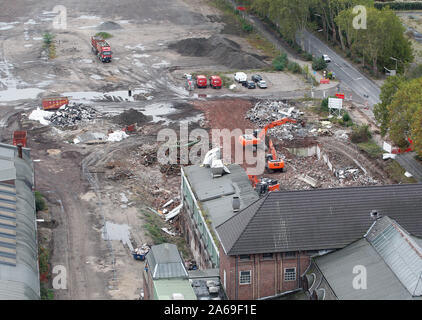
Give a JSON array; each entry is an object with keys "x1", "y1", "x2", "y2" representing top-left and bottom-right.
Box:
[
  {"x1": 49, "y1": 103, "x2": 99, "y2": 126},
  {"x1": 246, "y1": 100, "x2": 309, "y2": 140}
]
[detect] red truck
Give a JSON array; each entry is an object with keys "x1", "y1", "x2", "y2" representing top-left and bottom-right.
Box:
[
  {"x1": 91, "y1": 36, "x2": 112, "y2": 62},
  {"x1": 209, "y1": 75, "x2": 222, "y2": 89},
  {"x1": 42, "y1": 97, "x2": 69, "y2": 110},
  {"x1": 13, "y1": 131, "x2": 27, "y2": 147},
  {"x1": 196, "y1": 75, "x2": 207, "y2": 88}
]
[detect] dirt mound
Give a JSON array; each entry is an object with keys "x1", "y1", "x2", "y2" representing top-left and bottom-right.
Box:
[
  {"x1": 113, "y1": 109, "x2": 152, "y2": 126},
  {"x1": 169, "y1": 35, "x2": 268, "y2": 69},
  {"x1": 97, "y1": 21, "x2": 122, "y2": 30}
]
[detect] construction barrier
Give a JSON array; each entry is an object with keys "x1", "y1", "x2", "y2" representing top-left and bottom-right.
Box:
[{"x1": 320, "y1": 79, "x2": 330, "y2": 84}]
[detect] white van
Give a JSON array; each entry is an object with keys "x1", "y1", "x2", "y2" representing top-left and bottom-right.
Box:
[{"x1": 234, "y1": 72, "x2": 247, "y2": 83}]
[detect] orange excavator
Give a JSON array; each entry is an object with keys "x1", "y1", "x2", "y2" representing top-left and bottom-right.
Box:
[
  {"x1": 238, "y1": 117, "x2": 298, "y2": 148},
  {"x1": 266, "y1": 139, "x2": 285, "y2": 172},
  {"x1": 248, "y1": 175, "x2": 280, "y2": 195}
]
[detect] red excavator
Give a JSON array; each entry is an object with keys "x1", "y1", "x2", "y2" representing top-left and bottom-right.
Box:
[
  {"x1": 266, "y1": 139, "x2": 285, "y2": 172},
  {"x1": 248, "y1": 175, "x2": 280, "y2": 195},
  {"x1": 238, "y1": 117, "x2": 298, "y2": 148}
]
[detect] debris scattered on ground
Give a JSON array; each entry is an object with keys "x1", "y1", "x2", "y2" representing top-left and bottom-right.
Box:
[
  {"x1": 48, "y1": 103, "x2": 100, "y2": 127},
  {"x1": 246, "y1": 100, "x2": 308, "y2": 140},
  {"x1": 107, "y1": 130, "x2": 129, "y2": 142},
  {"x1": 74, "y1": 132, "x2": 107, "y2": 144}
]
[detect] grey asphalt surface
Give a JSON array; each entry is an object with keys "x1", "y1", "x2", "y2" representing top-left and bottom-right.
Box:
[
  {"x1": 301, "y1": 30, "x2": 381, "y2": 107},
  {"x1": 396, "y1": 153, "x2": 422, "y2": 182}
]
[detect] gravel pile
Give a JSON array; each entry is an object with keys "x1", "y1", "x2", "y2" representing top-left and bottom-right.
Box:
[
  {"x1": 169, "y1": 35, "x2": 268, "y2": 69},
  {"x1": 49, "y1": 103, "x2": 99, "y2": 126},
  {"x1": 112, "y1": 108, "x2": 152, "y2": 126}
]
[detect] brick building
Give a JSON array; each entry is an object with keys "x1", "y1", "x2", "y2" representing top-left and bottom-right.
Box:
[
  {"x1": 215, "y1": 184, "x2": 422, "y2": 300},
  {"x1": 179, "y1": 164, "x2": 258, "y2": 269}
]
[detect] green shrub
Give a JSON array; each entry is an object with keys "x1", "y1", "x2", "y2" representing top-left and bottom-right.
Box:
[
  {"x1": 287, "y1": 61, "x2": 302, "y2": 73},
  {"x1": 272, "y1": 53, "x2": 288, "y2": 71},
  {"x1": 302, "y1": 52, "x2": 313, "y2": 61},
  {"x1": 35, "y1": 191, "x2": 46, "y2": 212},
  {"x1": 312, "y1": 57, "x2": 327, "y2": 71},
  {"x1": 95, "y1": 32, "x2": 112, "y2": 39},
  {"x1": 320, "y1": 98, "x2": 329, "y2": 112},
  {"x1": 342, "y1": 112, "x2": 351, "y2": 122},
  {"x1": 350, "y1": 124, "x2": 372, "y2": 143}
]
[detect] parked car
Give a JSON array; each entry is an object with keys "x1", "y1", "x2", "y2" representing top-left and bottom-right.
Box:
[
  {"x1": 322, "y1": 54, "x2": 331, "y2": 63},
  {"x1": 246, "y1": 81, "x2": 256, "y2": 89},
  {"x1": 234, "y1": 72, "x2": 247, "y2": 83},
  {"x1": 257, "y1": 80, "x2": 267, "y2": 89},
  {"x1": 251, "y1": 74, "x2": 263, "y2": 82}
]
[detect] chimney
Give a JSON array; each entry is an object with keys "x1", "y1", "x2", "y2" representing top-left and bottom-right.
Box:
[
  {"x1": 370, "y1": 210, "x2": 381, "y2": 220},
  {"x1": 232, "y1": 196, "x2": 240, "y2": 212},
  {"x1": 17, "y1": 144, "x2": 23, "y2": 159}
]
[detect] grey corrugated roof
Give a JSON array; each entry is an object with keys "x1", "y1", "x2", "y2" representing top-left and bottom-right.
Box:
[
  {"x1": 366, "y1": 217, "x2": 422, "y2": 296},
  {"x1": 313, "y1": 217, "x2": 422, "y2": 300},
  {"x1": 146, "y1": 243, "x2": 188, "y2": 279},
  {"x1": 183, "y1": 164, "x2": 259, "y2": 229},
  {"x1": 216, "y1": 184, "x2": 422, "y2": 255},
  {"x1": 0, "y1": 144, "x2": 39, "y2": 300}
]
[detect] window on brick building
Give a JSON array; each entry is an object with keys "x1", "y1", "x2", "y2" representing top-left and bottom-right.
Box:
[
  {"x1": 284, "y1": 251, "x2": 296, "y2": 259},
  {"x1": 239, "y1": 270, "x2": 251, "y2": 284},
  {"x1": 263, "y1": 253, "x2": 273, "y2": 260},
  {"x1": 239, "y1": 254, "x2": 251, "y2": 261},
  {"x1": 284, "y1": 268, "x2": 296, "y2": 281}
]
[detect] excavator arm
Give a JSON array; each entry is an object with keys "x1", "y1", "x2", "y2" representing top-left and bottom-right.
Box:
[{"x1": 257, "y1": 117, "x2": 297, "y2": 141}]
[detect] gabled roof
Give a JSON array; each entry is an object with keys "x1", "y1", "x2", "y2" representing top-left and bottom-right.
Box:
[
  {"x1": 216, "y1": 184, "x2": 422, "y2": 255},
  {"x1": 312, "y1": 216, "x2": 422, "y2": 300},
  {"x1": 146, "y1": 243, "x2": 188, "y2": 279},
  {"x1": 183, "y1": 164, "x2": 259, "y2": 229}
]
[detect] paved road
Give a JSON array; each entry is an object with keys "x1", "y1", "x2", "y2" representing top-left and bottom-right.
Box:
[
  {"x1": 396, "y1": 153, "x2": 422, "y2": 182},
  {"x1": 300, "y1": 30, "x2": 381, "y2": 107}
]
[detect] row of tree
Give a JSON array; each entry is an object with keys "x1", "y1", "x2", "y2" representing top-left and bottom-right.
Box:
[
  {"x1": 238, "y1": 0, "x2": 413, "y2": 75},
  {"x1": 374, "y1": 75, "x2": 422, "y2": 157}
]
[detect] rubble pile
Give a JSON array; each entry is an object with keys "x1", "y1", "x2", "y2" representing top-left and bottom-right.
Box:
[
  {"x1": 246, "y1": 100, "x2": 310, "y2": 140},
  {"x1": 49, "y1": 103, "x2": 100, "y2": 126}
]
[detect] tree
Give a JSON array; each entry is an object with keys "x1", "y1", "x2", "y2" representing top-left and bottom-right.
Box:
[
  {"x1": 312, "y1": 56, "x2": 327, "y2": 70},
  {"x1": 374, "y1": 75, "x2": 405, "y2": 136},
  {"x1": 273, "y1": 53, "x2": 288, "y2": 70},
  {"x1": 385, "y1": 77, "x2": 422, "y2": 156}
]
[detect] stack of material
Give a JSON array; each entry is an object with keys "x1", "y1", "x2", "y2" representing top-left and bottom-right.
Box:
[
  {"x1": 246, "y1": 100, "x2": 310, "y2": 141},
  {"x1": 49, "y1": 103, "x2": 100, "y2": 126},
  {"x1": 133, "y1": 244, "x2": 150, "y2": 256}
]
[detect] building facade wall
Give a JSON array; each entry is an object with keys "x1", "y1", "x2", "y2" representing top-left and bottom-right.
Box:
[
  {"x1": 219, "y1": 245, "x2": 311, "y2": 300},
  {"x1": 180, "y1": 172, "x2": 219, "y2": 269}
]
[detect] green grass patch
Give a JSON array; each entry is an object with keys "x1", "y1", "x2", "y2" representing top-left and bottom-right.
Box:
[
  {"x1": 357, "y1": 140, "x2": 384, "y2": 159},
  {"x1": 95, "y1": 32, "x2": 112, "y2": 39},
  {"x1": 142, "y1": 210, "x2": 168, "y2": 244},
  {"x1": 35, "y1": 191, "x2": 47, "y2": 212},
  {"x1": 385, "y1": 160, "x2": 418, "y2": 184},
  {"x1": 247, "y1": 33, "x2": 279, "y2": 59}
]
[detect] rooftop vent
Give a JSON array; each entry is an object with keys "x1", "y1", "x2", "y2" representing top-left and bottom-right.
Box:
[
  {"x1": 370, "y1": 210, "x2": 381, "y2": 220},
  {"x1": 232, "y1": 196, "x2": 240, "y2": 212}
]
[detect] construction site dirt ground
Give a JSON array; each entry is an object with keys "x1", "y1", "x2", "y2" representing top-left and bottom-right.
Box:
[{"x1": 0, "y1": 0, "x2": 403, "y2": 301}]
